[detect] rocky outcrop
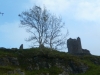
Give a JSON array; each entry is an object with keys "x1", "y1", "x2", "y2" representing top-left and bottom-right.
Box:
[
  {"x1": 18, "y1": 55, "x2": 88, "y2": 74},
  {"x1": 59, "y1": 71, "x2": 69, "y2": 75},
  {"x1": 0, "y1": 45, "x2": 93, "y2": 75},
  {"x1": 0, "y1": 57, "x2": 19, "y2": 66},
  {"x1": 7, "y1": 68, "x2": 25, "y2": 75}
]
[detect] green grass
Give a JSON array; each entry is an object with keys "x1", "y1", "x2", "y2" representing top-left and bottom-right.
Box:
[{"x1": 0, "y1": 48, "x2": 100, "y2": 75}]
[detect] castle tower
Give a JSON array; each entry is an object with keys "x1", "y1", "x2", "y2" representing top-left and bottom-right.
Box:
[
  {"x1": 67, "y1": 37, "x2": 83, "y2": 54},
  {"x1": 77, "y1": 37, "x2": 83, "y2": 53},
  {"x1": 67, "y1": 38, "x2": 73, "y2": 53}
]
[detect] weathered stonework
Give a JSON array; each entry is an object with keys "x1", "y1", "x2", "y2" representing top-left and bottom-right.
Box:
[
  {"x1": 67, "y1": 37, "x2": 91, "y2": 55},
  {"x1": 82, "y1": 49, "x2": 91, "y2": 55},
  {"x1": 19, "y1": 44, "x2": 23, "y2": 49}
]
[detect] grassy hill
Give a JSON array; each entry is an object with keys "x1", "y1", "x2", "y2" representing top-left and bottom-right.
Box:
[{"x1": 0, "y1": 47, "x2": 100, "y2": 75}]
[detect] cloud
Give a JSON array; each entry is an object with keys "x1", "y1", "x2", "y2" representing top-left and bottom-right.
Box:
[
  {"x1": 29, "y1": 0, "x2": 71, "y2": 15},
  {"x1": 28, "y1": 0, "x2": 100, "y2": 22},
  {"x1": 75, "y1": 0, "x2": 100, "y2": 21}
]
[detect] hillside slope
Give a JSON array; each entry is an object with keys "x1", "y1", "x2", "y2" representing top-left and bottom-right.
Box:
[{"x1": 0, "y1": 48, "x2": 100, "y2": 75}]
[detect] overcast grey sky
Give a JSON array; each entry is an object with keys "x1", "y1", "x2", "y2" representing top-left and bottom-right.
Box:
[{"x1": 0, "y1": 0, "x2": 100, "y2": 55}]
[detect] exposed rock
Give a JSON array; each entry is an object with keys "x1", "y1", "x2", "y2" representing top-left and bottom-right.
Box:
[
  {"x1": 7, "y1": 71, "x2": 14, "y2": 75},
  {"x1": 46, "y1": 73, "x2": 49, "y2": 75},
  {"x1": 7, "y1": 68, "x2": 25, "y2": 75},
  {"x1": 19, "y1": 72, "x2": 25, "y2": 75},
  {"x1": 34, "y1": 63, "x2": 39, "y2": 70},
  {"x1": 39, "y1": 73, "x2": 49, "y2": 75},
  {"x1": 0, "y1": 57, "x2": 19, "y2": 66},
  {"x1": 8, "y1": 57, "x2": 19, "y2": 65},
  {"x1": 0, "y1": 53, "x2": 90, "y2": 75},
  {"x1": 14, "y1": 68, "x2": 25, "y2": 75},
  {"x1": 40, "y1": 73, "x2": 44, "y2": 75},
  {"x1": 23, "y1": 56, "x2": 88, "y2": 74},
  {"x1": 59, "y1": 71, "x2": 69, "y2": 75},
  {"x1": 27, "y1": 65, "x2": 33, "y2": 71},
  {"x1": 0, "y1": 58, "x2": 9, "y2": 66},
  {"x1": 67, "y1": 60, "x2": 88, "y2": 73},
  {"x1": 0, "y1": 45, "x2": 91, "y2": 75},
  {"x1": 48, "y1": 64, "x2": 51, "y2": 68}
]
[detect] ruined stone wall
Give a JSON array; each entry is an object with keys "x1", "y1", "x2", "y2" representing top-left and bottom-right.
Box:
[
  {"x1": 67, "y1": 37, "x2": 83, "y2": 54},
  {"x1": 67, "y1": 37, "x2": 91, "y2": 55},
  {"x1": 82, "y1": 49, "x2": 91, "y2": 55}
]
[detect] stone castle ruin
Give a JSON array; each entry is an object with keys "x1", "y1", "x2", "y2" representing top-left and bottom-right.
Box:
[{"x1": 67, "y1": 37, "x2": 91, "y2": 55}]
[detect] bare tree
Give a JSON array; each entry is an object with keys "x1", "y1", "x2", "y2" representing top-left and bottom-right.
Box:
[
  {"x1": 47, "y1": 15, "x2": 68, "y2": 50},
  {"x1": 19, "y1": 5, "x2": 68, "y2": 50},
  {"x1": 19, "y1": 6, "x2": 49, "y2": 48}
]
